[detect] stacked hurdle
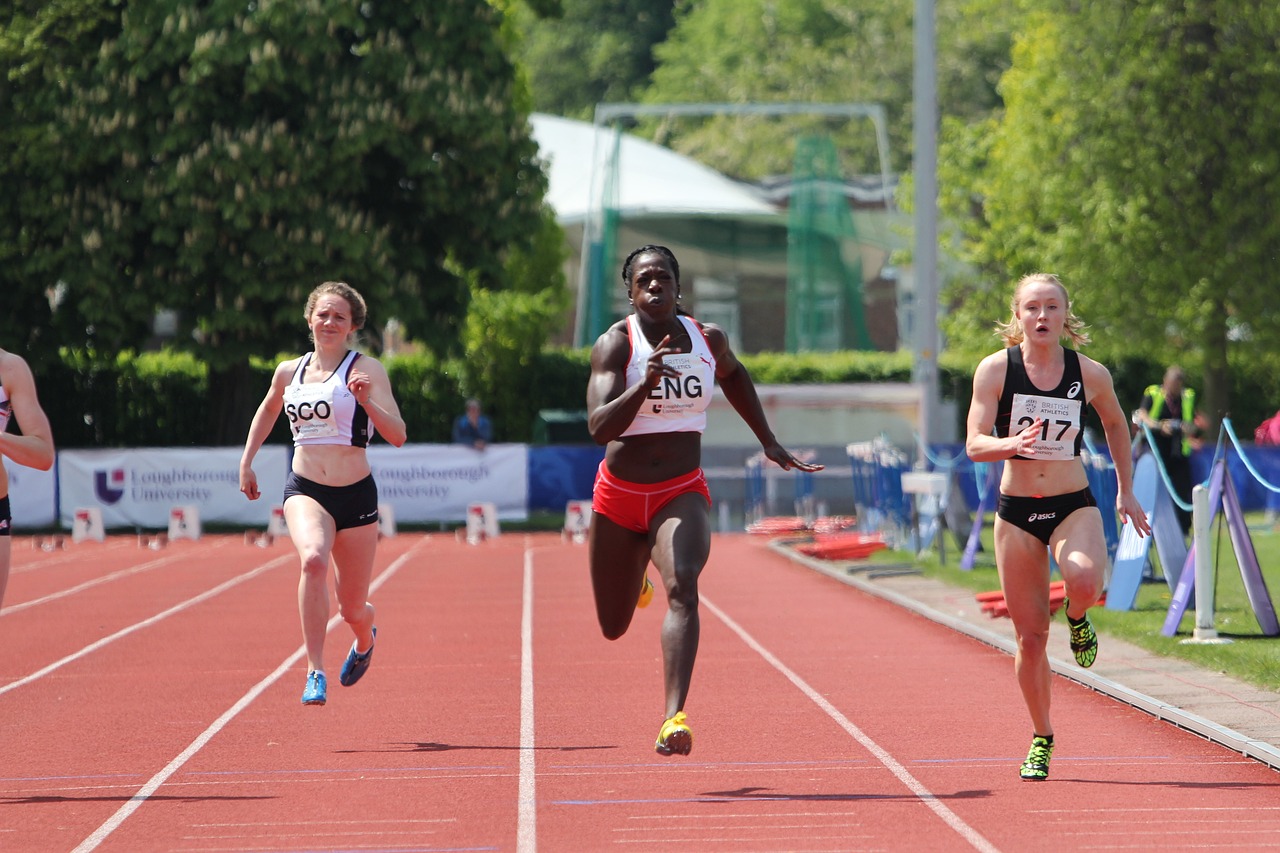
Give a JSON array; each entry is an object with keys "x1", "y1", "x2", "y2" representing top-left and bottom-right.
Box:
[
  {"x1": 846, "y1": 439, "x2": 912, "y2": 544},
  {"x1": 743, "y1": 450, "x2": 824, "y2": 535}
]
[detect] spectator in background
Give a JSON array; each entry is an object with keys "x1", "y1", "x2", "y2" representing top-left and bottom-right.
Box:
[
  {"x1": 1135, "y1": 366, "x2": 1203, "y2": 536},
  {"x1": 1256, "y1": 410, "x2": 1280, "y2": 526},
  {"x1": 0, "y1": 348, "x2": 56, "y2": 610},
  {"x1": 453, "y1": 398, "x2": 492, "y2": 450}
]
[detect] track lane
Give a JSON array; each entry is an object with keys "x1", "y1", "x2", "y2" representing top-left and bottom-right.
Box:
[
  {"x1": 1, "y1": 532, "x2": 1278, "y2": 852},
  {"x1": 81, "y1": 533, "x2": 528, "y2": 853}
]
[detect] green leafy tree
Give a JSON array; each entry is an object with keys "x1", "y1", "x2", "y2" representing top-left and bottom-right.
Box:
[
  {"x1": 639, "y1": 0, "x2": 1012, "y2": 180},
  {"x1": 1, "y1": 0, "x2": 550, "y2": 443},
  {"x1": 939, "y1": 2, "x2": 1280, "y2": 431},
  {"x1": 459, "y1": 203, "x2": 571, "y2": 442},
  {"x1": 510, "y1": 0, "x2": 677, "y2": 121}
]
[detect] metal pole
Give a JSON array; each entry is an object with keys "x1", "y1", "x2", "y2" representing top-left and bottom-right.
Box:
[{"x1": 913, "y1": 0, "x2": 939, "y2": 465}]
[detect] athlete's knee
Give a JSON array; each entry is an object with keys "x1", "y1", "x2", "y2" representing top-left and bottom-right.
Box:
[
  {"x1": 597, "y1": 614, "x2": 631, "y2": 641},
  {"x1": 1014, "y1": 623, "x2": 1050, "y2": 656},
  {"x1": 338, "y1": 599, "x2": 372, "y2": 626},
  {"x1": 297, "y1": 548, "x2": 329, "y2": 577},
  {"x1": 1064, "y1": 574, "x2": 1103, "y2": 608},
  {"x1": 665, "y1": 574, "x2": 700, "y2": 613}
]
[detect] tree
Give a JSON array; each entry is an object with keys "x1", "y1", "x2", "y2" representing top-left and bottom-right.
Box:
[
  {"x1": 1, "y1": 0, "x2": 550, "y2": 443},
  {"x1": 509, "y1": 0, "x2": 677, "y2": 121},
  {"x1": 938, "y1": 2, "x2": 1280, "y2": 431},
  {"x1": 638, "y1": 0, "x2": 1012, "y2": 181}
]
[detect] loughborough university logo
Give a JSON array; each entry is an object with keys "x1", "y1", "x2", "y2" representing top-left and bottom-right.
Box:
[{"x1": 94, "y1": 468, "x2": 127, "y2": 504}]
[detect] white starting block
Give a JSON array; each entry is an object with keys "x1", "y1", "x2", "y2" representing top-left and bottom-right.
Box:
[
  {"x1": 267, "y1": 504, "x2": 289, "y2": 538},
  {"x1": 562, "y1": 499, "x2": 591, "y2": 544},
  {"x1": 167, "y1": 505, "x2": 202, "y2": 541},
  {"x1": 377, "y1": 503, "x2": 397, "y2": 539},
  {"x1": 71, "y1": 507, "x2": 105, "y2": 543},
  {"x1": 465, "y1": 502, "x2": 500, "y2": 544}
]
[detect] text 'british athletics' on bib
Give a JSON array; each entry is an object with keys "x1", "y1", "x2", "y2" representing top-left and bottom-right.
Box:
[
  {"x1": 1009, "y1": 393, "x2": 1082, "y2": 460},
  {"x1": 646, "y1": 353, "x2": 713, "y2": 416}
]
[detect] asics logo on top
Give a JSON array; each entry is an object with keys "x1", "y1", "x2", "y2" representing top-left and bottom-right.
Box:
[{"x1": 1067, "y1": 381, "x2": 1082, "y2": 398}]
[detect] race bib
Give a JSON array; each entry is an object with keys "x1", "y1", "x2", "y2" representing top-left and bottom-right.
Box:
[
  {"x1": 645, "y1": 353, "x2": 714, "y2": 417},
  {"x1": 284, "y1": 382, "x2": 341, "y2": 440},
  {"x1": 1010, "y1": 393, "x2": 1082, "y2": 460}
]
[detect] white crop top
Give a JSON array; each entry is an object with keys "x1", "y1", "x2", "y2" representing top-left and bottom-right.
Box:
[
  {"x1": 283, "y1": 350, "x2": 373, "y2": 447},
  {"x1": 621, "y1": 314, "x2": 717, "y2": 437}
]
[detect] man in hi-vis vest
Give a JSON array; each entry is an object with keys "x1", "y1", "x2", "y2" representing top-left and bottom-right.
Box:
[{"x1": 1136, "y1": 365, "x2": 1202, "y2": 536}]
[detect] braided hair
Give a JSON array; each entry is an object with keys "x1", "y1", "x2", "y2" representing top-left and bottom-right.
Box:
[{"x1": 621, "y1": 245, "x2": 680, "y2": 292}]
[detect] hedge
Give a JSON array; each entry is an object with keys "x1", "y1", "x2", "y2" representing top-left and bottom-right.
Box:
[{"x1": 27, "y1": 347, "x2": 1280, "y2": 448}]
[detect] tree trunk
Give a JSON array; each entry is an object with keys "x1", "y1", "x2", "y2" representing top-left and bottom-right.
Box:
[{"x1": 1201, "y1": 303, "x2": 1231, "y2": 441}]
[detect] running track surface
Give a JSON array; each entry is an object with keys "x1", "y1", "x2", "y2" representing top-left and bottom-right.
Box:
[{"x1": 2, "y1": 532, "x2": 1278, "y2": 853}]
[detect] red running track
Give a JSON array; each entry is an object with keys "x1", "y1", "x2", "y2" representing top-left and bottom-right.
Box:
[{"x1": 1, "y1": 532, "x2": 1278, "y2": 852}]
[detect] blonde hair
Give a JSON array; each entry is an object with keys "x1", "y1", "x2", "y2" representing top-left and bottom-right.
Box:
[
  {"x1": 304, "y1": 281, "x2": 367, "y2": 340},
  {"x1": 994, "y1": 273, "x2": 1090, "y2": 347}
]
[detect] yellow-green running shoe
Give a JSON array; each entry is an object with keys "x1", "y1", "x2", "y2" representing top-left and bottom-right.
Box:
[
  {"x1": 1020, "y1": 735, "x2": 1054, "y2": 781},
  {"x1": 1067, "y1": 606, "x2": 1098, "y2": 668},
  {"x1": 637, "y1": 574, "x2": 655, "y2": 609},
  {"x1": 655, "y1": 711, "x2": 692, "y2": 756}
]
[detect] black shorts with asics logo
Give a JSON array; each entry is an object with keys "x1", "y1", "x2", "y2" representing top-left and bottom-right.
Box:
[
  {"x1": 996, "y1": 488, "x2": 1097, "y2": 545},
  {"x1": 283, "y1": 472, "x2": 379, "y2": 531},
  {"x1": 0, "y1": 494, "x2": 10, "y2": 536}
]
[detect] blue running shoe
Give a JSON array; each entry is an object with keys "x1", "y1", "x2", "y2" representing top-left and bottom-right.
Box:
[
  {"x1": 301, "y1": 670, "x2": 327, "y2": 706},
  {"x1": 339, "y1": 627, "x2": 377, "y2": 687}
]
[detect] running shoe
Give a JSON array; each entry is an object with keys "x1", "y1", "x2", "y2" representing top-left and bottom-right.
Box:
[
  {"x1": 1019, "y1": 735, "x2": 1054, "y2": 781},
  {"x1": 654, "y1": 711, "x2": 693, "y2": 756},
  {"x1": 637, "y1": 575, "x2": 655, "y2": 609},
  {"x1": 301, "y1": 670, "x2": 327, "y2": 706},
  {"x1": 339, "y1": 626, "x2": 377, "y2": 687},
  {"x1": 1067, "y1": 608, "x2": 1098, "y2": 668}
]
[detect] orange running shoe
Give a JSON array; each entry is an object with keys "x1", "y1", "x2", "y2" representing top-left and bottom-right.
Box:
[{"x1": 637, "y1": 575, "x2": 655, "y2": 609}]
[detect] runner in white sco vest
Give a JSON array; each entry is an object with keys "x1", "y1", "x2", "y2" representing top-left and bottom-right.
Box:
[{"x1": 240, "y1": 282, "x2": 406, "y2": 708}]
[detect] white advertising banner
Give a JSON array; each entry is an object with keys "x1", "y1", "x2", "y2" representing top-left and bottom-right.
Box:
[
  {"x1": 369, "y1": 443, "x2": 528, "y2": 523},
  {"x1": 58, "y1": 446, "x2": 290, "y2": 529},
  {"x1": 4, "y1": 457, "x2": 58, "y2": 529}
]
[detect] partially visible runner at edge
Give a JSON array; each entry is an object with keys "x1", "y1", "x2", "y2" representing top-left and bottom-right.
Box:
[{"x1": 0, "y1": 348, "x2": 56, "y2": 610}]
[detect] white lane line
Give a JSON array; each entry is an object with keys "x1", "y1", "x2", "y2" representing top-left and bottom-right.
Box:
[
  {"x1": 701, "y1": 594, "x2": 1002, "y2": 853},
  {"x1": 0, "y1": 554, "x2": 293, "y2": 697},
  {"x1": 2, "y1": 542, "x2": 227, "y2": 616},
  {"x1": 517, "y1": 541, "x2": 538, "y2": 853},
  {"x1": 71, "y1": 541, "x2": 424, "y2": 853}
]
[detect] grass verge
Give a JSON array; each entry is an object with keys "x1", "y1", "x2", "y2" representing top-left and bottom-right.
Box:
[{"x1": 909, "y1": 512, "x2": 1280, "y2": 691}]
